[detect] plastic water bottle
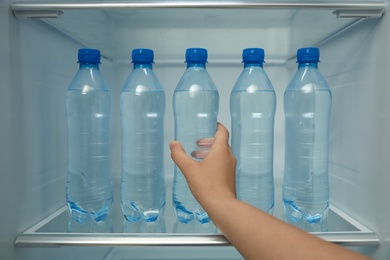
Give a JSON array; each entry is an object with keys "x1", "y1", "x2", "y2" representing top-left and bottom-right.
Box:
[
  {"x1": 120, "y1": 49, "x2": 166, "y2": 222},
  {"x1": 230, "y1": 48, "x2": 276, "y2": 214},
  {"x1": 173, "y1": 48, "x2": 219, "y2": 224},
  {"x1": 66, "y1": 48, "x2": 113, "y2": 223},
  {"x1": 283, "y1": 47, "x2": 332, "y2": 225}
]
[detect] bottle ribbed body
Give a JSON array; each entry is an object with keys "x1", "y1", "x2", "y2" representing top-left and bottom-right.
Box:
[
  {"x1": 283, "y1": 48, "x2": 332, "y2": 226},
  {"x1": 120, "y1": 49, "x2": 166, "y2": 223},
  {"x1": 172, "y1": 48, "x2": 219, "y2": 224},
  {"x1": 231, "y1": 60, "x2": 276, "y2": 214},
  {"x1": 66, "y1": 49, "x2": 113, "y2": 223}
]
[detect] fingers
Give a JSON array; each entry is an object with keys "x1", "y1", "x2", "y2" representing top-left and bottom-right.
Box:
[
  {"x1": 191, "y1": 123, "x2": 231, "y2": 160},
  {"x1": 195, "y1": 123, "x2": 229, "y2": 149},
  {"x1": 191, "y1": 149, "x2": 209, "y2": 159},
  {"x1": 196, "y1": 138, "x2": 214, "y2": 148},
  {"x1": 169, "y1": 141, "x2": 196, "y2": 175},
  {"x1": 211, "y1": 123, "x2": 230, "y2": 150},
  {"x1": 170, "y1": 123, "x2": 231, "y2": 167},
  {"x1": 216, "y1": 122, "x2": 230, "y2": 141},
  {"x1": 193, "y1": 138, "x2": 214, "y2": 159}
]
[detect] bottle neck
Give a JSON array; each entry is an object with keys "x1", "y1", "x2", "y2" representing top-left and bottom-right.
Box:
[
  {"x1": 133, "y1": 63, "x2": 153, "y2": 69},
  {"x1": 187, "y1": 62, "x2": 206, "y2": 68},
  {"x1": 298, "y1": 61, "x2": 318, "y2": 68},
  {"x1": 79, "y1": 62, "x2": 100, "y2": 69},
  {"x1": 243, "y1": 62, "x2": 263, "y2": 68}
]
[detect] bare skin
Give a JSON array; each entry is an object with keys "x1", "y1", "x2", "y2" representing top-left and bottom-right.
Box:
[{"x1": 169, "y1": 123, "x2": 371, "y2": 260}]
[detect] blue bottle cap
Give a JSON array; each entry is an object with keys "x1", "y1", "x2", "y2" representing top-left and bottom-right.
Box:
[
  {"x1": 242, "y1": 48, "x2": 265, "y2": 63},
  {"x1": 297, "y1": 47, "x2": 320, "y2": 63},
  {"x1": 185, "y1": 48, "x2": 208, "y2": 63},
  {"x1": 132, "y1": 48, "x2": 154, "y2": 63},
  {"x1": 78, "y1": 48, "x2": 101, "y2": 63}
]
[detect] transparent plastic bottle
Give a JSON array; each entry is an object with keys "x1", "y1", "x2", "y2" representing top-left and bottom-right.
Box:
[
  {"x1": 172, "y1": 48, "x2": 219, "y2": 224},
  {"x1": 66, "y1": 48, "x2": 113, "y2": 223},
  {"x1": 230, "y1": 48, "x2": 276, "y2": 214},
  {"x1": 283, "y1": 47, "x2": 332, "y2": 225},
  {"x1": 120, "y1": 49, "x2": 166, "y2": 222}
]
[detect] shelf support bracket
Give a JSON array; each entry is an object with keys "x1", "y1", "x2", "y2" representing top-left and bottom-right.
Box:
[
  {"x1": 333, "y1": 9, "x2": 384, "y2": 18},
  {"x1": 13, "y1": 10, "x2": 63, "y2": 18}
]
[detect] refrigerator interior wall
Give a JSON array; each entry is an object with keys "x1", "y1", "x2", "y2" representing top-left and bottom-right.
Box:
[
  {"x1": 0, "y1": 5, "x2": 114, "y2": 259},
  {"x1": 318, "y1": 15, "x2": 390, "y2": 258},
  {"x1": 1, "y1": 1, "x2": 389, "y2": 259}
]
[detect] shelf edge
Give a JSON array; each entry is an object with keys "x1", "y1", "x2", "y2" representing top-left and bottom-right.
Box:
[
  {"x1": 15, "y1": 232, "x2": 380, "y2": 247},
  {"x1": 15, "y1": 234, "x2": 231, "y2": 247},
  {"x1": 11, "y1": 1, "x2": 386, "y2": 18},
  {"x1": 15, "y1": 205, "x2": 380, "y2": 247}
]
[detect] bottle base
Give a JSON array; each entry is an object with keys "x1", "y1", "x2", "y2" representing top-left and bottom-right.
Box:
[
  {"x1": 122, "y1": 201, "x2": 165, "y2": 223},
  {"x1": 124, "y1": 214, "x2": 160, "y2": 223},
  {"x1": 174, "y1": 204, "x2": 210, "y2": 224},
  {"x1": 283, "y1": 200, "x2": 329, "y2": 224},
  {"x1": 67, "y1": 201, "x2": 111, "y2": 223},
  {"x1": 267, "y1": 206, "x2": 274, "y2": 216}
]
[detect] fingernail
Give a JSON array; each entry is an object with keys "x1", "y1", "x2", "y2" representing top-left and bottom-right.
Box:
[{"x1": 169, "y1": 141, "x2": 177, "y2": 151}]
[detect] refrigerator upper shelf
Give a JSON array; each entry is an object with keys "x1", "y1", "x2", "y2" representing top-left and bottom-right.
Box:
[
  {"x1": 10, "y1": 1, "x2": 386, "y2": 62},
  {"x1": 10, "y1": 1, "x2": 386, "y2": 16},
  {"x1": 15, "y1": 177, "x2": 379, "y2": 247}
]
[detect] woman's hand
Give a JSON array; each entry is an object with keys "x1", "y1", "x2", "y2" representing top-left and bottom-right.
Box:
[{"x1": 169, "y1": 123, "x2": 237, "y2": 211}]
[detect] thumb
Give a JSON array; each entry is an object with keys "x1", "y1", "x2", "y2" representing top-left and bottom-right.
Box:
[{"x1": 169, "y1": 141, "x2": 196, "y2": 177}]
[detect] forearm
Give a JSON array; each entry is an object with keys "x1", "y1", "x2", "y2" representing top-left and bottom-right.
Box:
[
  {"x1": 170, "y1": 125, "x2": 371, "y2": 260},
  {"x1": 205, "y1": 198, "x2": 371, "y2": 260}
]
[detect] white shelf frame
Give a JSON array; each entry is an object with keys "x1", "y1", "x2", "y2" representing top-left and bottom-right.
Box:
[
  {"x1": 10, "y1": 1, "x2": 386, "y2": 21},
  {"x1": 15, "y1": 205, "x2": 379, "y2": 247}
]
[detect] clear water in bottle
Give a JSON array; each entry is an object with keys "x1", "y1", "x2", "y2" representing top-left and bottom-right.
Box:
[
  {"x1": 230, "y1": 48, "x2": 276, "y2": 214},
  {"x1": 173, "y1": 48, "x2": 219, "y2": 224},
  {"x1": 173, "y1": 90, "x2": 219, "y2": 223},
  {"x1": 283, "y1": 47, "x2": 331, "y2": 225},
  {"x1": 231, "y1": 91, "x2": 275, "y2": 213},
  {"x1": 120, "y1": 49, "x2": 166, "y2": 223},
  {"x1": 66, "y1": 48, "x2": 113, "y2": 223}
]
